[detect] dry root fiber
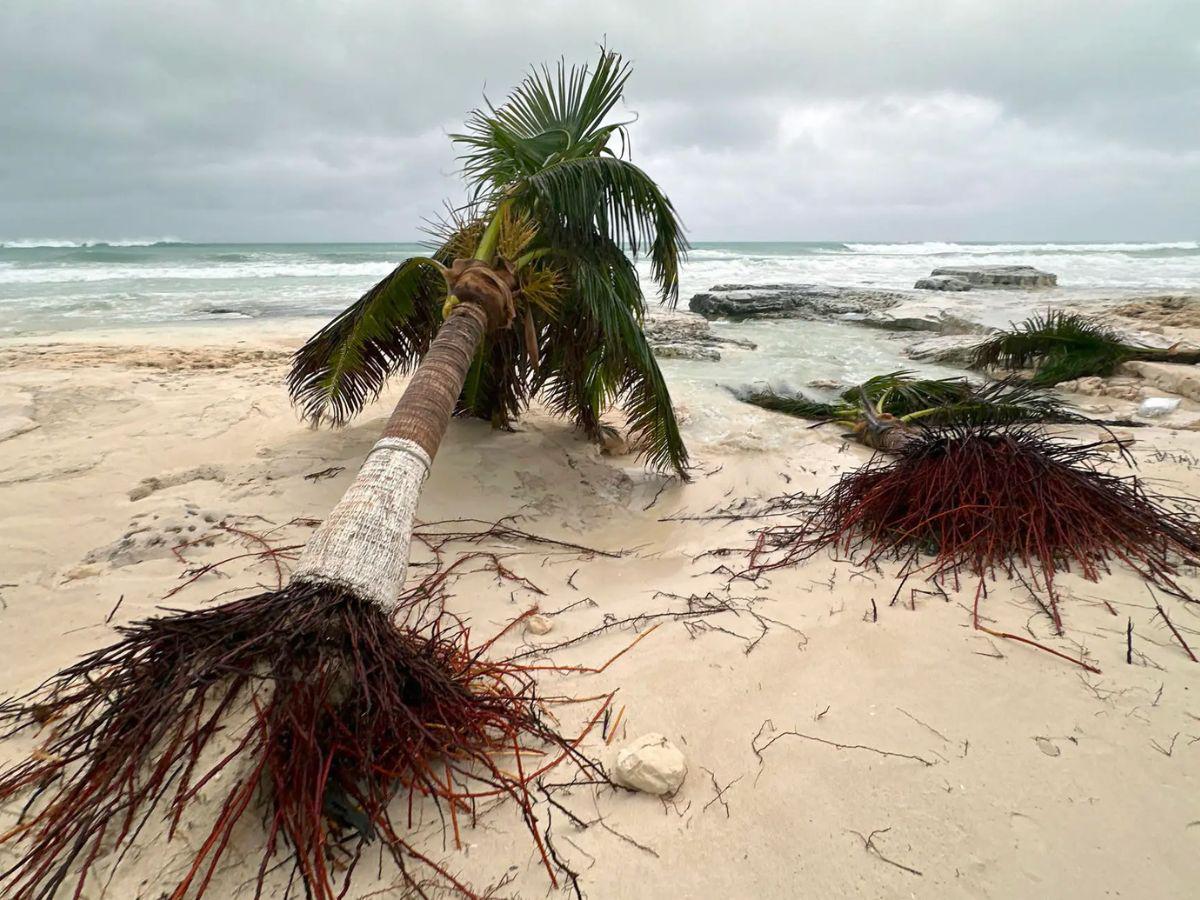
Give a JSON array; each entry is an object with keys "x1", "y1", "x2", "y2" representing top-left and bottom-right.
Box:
[
  {"x1": 749, "y1": 425, "x2": 1200, "y2": 637},
  {"x1": 0, "y1": 584, "x2": 585, "y2": 899}
]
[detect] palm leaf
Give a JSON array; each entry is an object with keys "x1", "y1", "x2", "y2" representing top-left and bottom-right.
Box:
[
  {"x1": 905, "y1": 379, "x2": 1078, "y2": 426},
  {"x1": 536, "y1": 242, "x2": 688, "y2": 475},
  {"x1": 971, "y1": 312, "x2": 1131, "y2": 386},
  {"x1": 287, "y1": 257, "x2": 445, "y2": 425},
  {"x1": 738, "y1": 373, "x2": 1081, "y2": 430},
  {"x1": 290, "y1": 49, "x2": 690, "y2": 475},
  {"x1": 848, "y1": 371, "x2": 973, "y2": 416},
  {"x1": 452, "y1": 50, "x2": 687, "y2": 305},
  {"x1": 734, "y1": 387, "x2": 843, "y2": 421},
  {"x1": 513, "y1": 156, "x2": 685, "y2": 303}
]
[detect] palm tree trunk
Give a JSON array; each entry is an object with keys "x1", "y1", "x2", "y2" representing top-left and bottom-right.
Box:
[
  {"x1": 294, "y1": 204, "x2": 512, "y2": 609},
  {"x1": 292, "y1": 302, "x2": 490, "y2": 609}
]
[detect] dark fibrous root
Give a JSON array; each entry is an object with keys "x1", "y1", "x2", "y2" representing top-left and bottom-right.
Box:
[
  {"x1": 0, "y1": 584, "x2": 591, "y2": 899},
  {"x1": 746, "y1": 425, "x2": 1200, "y2": 663}
]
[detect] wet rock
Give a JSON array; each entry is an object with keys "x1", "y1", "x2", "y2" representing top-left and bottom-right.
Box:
[
  {"x1": 904, "y1": 334, "x2": 992, "y2": 365},
  {"x1": 644, "y1": 309, "x2": 756, "y2": 361},
  {"x1": 688, "y1": 284, "x2": 988, "y2": 334},
  {"x1": 915, "y1": 275, "x2": 972, "y2": 291},
  {"x1": 927, "y1": 265, "x2": 1057, "y2": 288},
  {"x1": 611, "y1": 733, "x2": 687, "y2": 795},
  {"x1": 1109, "y1": 294, "x2": 1200, "y2": 329},
  {"x1": 1056, "y1": 376, "x2": 1144, "y2": 402},
  {"x1": 688, "y1": 283, "x2": 907, "y2": 321},
  {"x1": 1119, "y1": 361, "x2": 1200, "y2": 402},
  {"x1": 862, "y1": 301, "x2": 990, "y2": 334}
]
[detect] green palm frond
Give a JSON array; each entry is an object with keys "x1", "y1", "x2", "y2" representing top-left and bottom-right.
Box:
[
  {"x1": 289, "y1": 49, "x2": 690, "y2": 476},
  {"x1": 904, "y1": 379, "x2": 1076, "y2": 426},
  {"x1": 451, "y1": 49, "x2": 687, "y2": 305},
  {"x1": 513, "y1": 155, "x2": 685, "y2": 302},
  {"x1": 287, "y1": 257, "x2": 445, "y2": 425},
  {"x1": 452, "y1": 50, "x2": 632, "y2": 188},
  {"x1": 737, "y1": 373, "x2": 1078, "y2": 429},
  {"x1": 735, "y1": 387, "x2": 843, "y2": 421},
  {"x1": 971, "y1": 311, "x2": 1131, "y2": 386},
  {"x1": 974, "y1": 310, "x2": 1200, "y2": 386},
  {"x1": 536, "y1": 241, "x2": 688, "y2": 474},
  {"x1": 847, "y1": 371, "x2": 972, "y2": 416}
]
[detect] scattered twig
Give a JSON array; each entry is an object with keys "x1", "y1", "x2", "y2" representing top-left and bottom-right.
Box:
[
  {"x1": 753, "y1": 728, "x2": 934, "y2": 767},
  {"x1": 1153, "y1": 602, "x2": 1197, "y2": 662},
  {"x1": 104, "y1": 594, "x2": 125, "y2": 624},
  {"x1": 598, "y1": 822, "x2": 659, "y2": 858},
  {"x1": 848, "y1": 827, "x2": 923, "y2": 877},
  {"x1": 700, "y1": 768, "x2": 742, "y2": 818},
  {"x1": 303, "y1": 466, "x2": 344, "y2": 482}
]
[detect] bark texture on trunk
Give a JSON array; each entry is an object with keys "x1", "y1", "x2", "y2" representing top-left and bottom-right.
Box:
[
  {"x1": 293, "y1": 303, "x2": 490, "y2": 609},
  {"x1": 381, "y1": 304, "x2": 489, "y2": 458}
]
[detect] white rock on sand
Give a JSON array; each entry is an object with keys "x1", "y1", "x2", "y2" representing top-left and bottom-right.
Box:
[{"x1": 610, "y1": 732, "x2": 687, "y2": 795}]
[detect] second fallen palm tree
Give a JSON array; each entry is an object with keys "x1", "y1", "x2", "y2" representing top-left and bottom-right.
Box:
[{"x1": 971, "y1": 310, "x2": 1200, "y2": 385}]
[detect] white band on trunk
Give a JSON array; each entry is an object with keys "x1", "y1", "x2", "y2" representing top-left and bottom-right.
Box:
[{"x1": 292, "y1": 437, "x2": 432, "y2": 612}]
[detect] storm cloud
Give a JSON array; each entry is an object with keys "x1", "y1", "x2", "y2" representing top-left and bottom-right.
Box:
[{"x1": 2, "y1": 0, "x2": 1197, "y2": 241}]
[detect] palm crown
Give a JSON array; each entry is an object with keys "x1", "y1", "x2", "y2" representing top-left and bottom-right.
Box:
[{"x1": 288, "y1": 50, "x2": 690, "y2": 476}]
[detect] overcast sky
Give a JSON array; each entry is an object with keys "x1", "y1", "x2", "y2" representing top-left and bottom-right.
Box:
[{"x1": 2, "y1": 1, "x2": 1197, "y2": 243}]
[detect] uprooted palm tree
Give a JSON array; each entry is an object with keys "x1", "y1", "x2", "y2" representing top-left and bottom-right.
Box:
[
  {"x1": 735, "y1": 371, "x2": 1093, "y2": 449},
  {"x1": 971, "y1": 310, "x2": 1200, "y2": 386},
  {"x1": 0, "y1": 50, "x2": 675, "y2": 900},
  {"x1": 289, "y1": 50, "x2": 688, "y2": 476}
]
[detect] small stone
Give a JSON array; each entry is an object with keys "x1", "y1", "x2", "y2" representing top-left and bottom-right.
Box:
[
  {"x1": 1034, "y1": 737, "x2": 1061, "y2": 757},
  {"x1": 525, "y1": 614, "x2": 553, "y2": 636},
  {"x1": 611, "y1": 733, "x2": 687, "y2": 796},
  {"x1": 599, "y1": 429, "x2": 630, "y2": 457},
  {"x1": 1138, "y1": 397, "x2": 1181, "y2": 417}
]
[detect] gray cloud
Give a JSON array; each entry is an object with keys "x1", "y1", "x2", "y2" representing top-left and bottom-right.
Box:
[{"x1": 2, "y1": 0, "x2": 1197, "y2": 241}]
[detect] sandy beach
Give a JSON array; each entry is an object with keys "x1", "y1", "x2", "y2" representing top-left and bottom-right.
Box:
[{"x1": 2, "y1": 316, "x2": 1198, "y2": 898}]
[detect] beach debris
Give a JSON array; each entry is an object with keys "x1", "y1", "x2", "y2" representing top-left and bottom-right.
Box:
[
  {"x1": 972, "y1": 310, "x2": 1200, "y2": 386},
  {"x1": 611, "y1": 733, "x2": 687, "y2": 795},
  {"x1": 1138, "y1": 396, "x2": 1181, "y2": 417},
  {"x1": 526, "y1": 613, "x2": 554, "y2": 635},
  {"x1": 745, "y1": 422, "x2": 1200, "y2": 670}
]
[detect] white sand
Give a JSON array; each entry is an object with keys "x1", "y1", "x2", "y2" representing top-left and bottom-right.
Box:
[{"x1": 1, "y1": 322, "x2": 1198, "y2": 898}]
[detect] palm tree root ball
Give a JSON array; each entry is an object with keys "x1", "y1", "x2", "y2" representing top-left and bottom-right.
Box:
[
  {"x1": 0, "y1": 585, "x2": 588, "y2": 900},
  {"x1": 748, "y1": 424, "x2": 1200, "y2": 638}
]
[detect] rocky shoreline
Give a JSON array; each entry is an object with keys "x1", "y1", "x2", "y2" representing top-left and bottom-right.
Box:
[{"x1": 662, "y1": 275, "x2": 1200, "y2": 430}]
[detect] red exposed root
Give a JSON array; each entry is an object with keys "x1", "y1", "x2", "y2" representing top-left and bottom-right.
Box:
[
  {"x1": 0, "y1": 584, "x2": 597, "y2": 899},
  {"x1": 747, "y1": 425, "x2": 1200, "y2": 664}
]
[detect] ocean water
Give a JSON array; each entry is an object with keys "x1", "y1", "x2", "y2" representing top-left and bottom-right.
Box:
[
  {"x1": 2, "y1": 239, "x2": 1198, "y2": 336},
  {"x1": 3, "y1": 238, "x2": 1195, "y2": 448}
]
